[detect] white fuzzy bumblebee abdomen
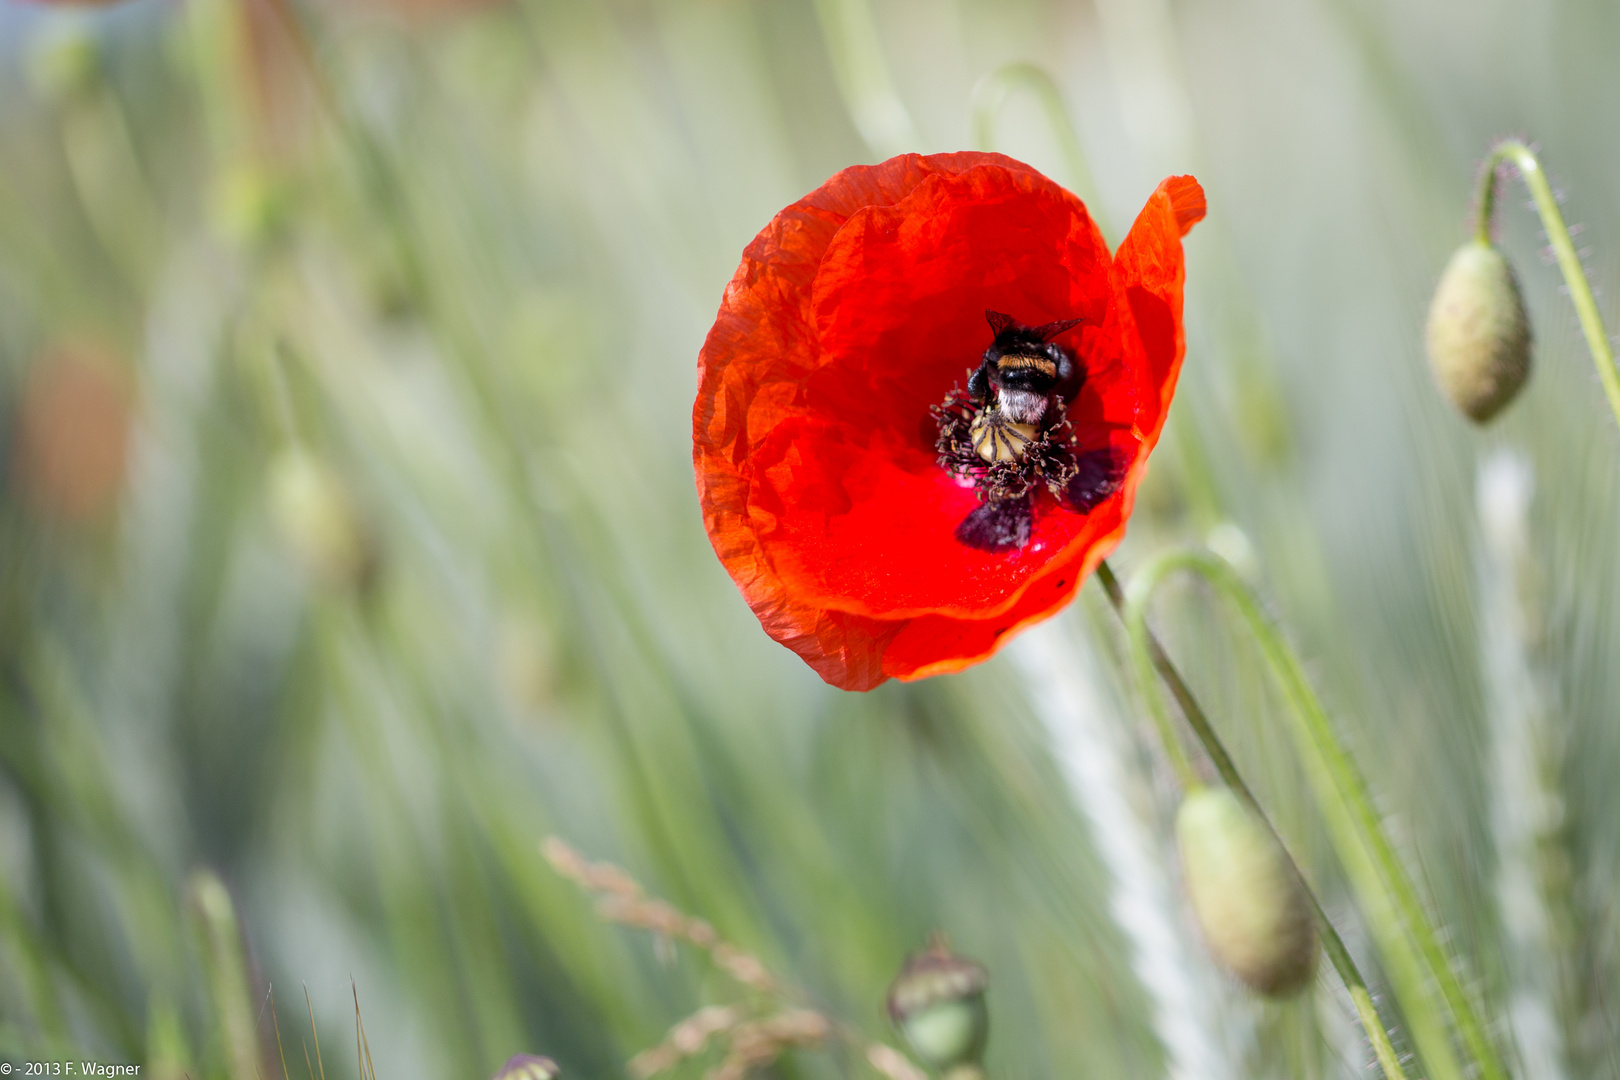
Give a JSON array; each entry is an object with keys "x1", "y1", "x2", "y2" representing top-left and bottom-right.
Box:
[{"x1": 997, "y1": 388, "x2": 1049, "y2": 425}]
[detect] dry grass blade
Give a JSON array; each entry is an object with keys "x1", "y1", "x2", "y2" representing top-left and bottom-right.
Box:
[
  {"x1": 628, "y1": 1005, "x2": 745, "y2": 1078},
  {"x1": 710, "y1": 1010, "x2": 831, "y2": 1080},
  {"x1": 269, "y1": 986, "x2": 291, "y2": 1080},
  {"x1": 304, "y1": 986, "x2": 325, "y2": 1080},
  {"x1": 865, "y1": 1044, "x2": 929, "y2": 1080},
  {"x1": 353, "y1": 982, "x2": 377, "y2": 1080},
  {"x1": 543, "y1": 837, "x2": 775, "y2": 993},
  {"x1": 544, "y1": 838, "x2": 923, "y2": 1080}
]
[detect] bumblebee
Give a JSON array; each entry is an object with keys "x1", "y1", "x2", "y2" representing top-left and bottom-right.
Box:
[
  {"x1": 966, "y1": 310, "x2": 1084, "y2": 448},
  {"x1": 934, "y1": 310, "x2": 1124, "y2": 553}
]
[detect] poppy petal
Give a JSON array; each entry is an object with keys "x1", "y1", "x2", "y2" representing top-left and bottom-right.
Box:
[
  {"x1": 694, "y1": 155, "x2": 1203, "y2": 690},
  {"x1": 1111, "y1": 174, "x2": 1206, "y2": 442},
  {"x1": 885, "y1": 176, "x2": 1211, "y2": 682},
  {"x1": 756, "y1": 163, "x2": 1113, "y2": 618}
]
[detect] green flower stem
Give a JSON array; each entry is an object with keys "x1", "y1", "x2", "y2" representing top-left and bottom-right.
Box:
[
  {"x1": 969, "y1": 64, "x2": 1103, "y2": 222},
  {"x1": 186, "y1": 871, "x2": 260, "y2": 1080},
  {"x1": 1103, "y1": 553, "x2": 1512, "y2": 1080},
  {"x1": 1475, "y1": 138, "x2": 1620, "y2": 430},
  {"x1": 811, "y1": 0, "x2": 921, "y2": 158},
  {"x1": 1095, "y1": 562, "x2": 1412, "y2": 1080},
  {"x1": 1116, "y1": 589, "x2": 1199, "y2": 792}
]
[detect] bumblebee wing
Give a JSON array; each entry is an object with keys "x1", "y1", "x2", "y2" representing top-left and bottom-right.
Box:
[
  {"x1": 1032, "y1": 316, "x2": 1082, "y2": 342},
  {"x1": 984, "y1": 310, "x2": 1017, "y2": 339}
]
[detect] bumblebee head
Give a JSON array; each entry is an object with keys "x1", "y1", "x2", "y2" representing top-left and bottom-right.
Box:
[
  {"x1": 991, "y1": 350, "x2": 1059, "y2": 391},
  {"x1": 981, "y1": 310, "x2": 1081, "y2": 421}
]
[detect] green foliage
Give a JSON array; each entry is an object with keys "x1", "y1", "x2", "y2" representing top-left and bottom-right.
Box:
[{"x1": 0, "y1": 1, "x2": 1614, "y2": 1079}]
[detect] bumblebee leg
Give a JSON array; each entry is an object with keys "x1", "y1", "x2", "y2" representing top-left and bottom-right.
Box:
[
  {"x1": 955, "y1": 494, "x2": 1034, "y2": 552},
  {"x1": 1065, "y1": 446, "x2": 1127, "y2": 512},
  {"x1": 967, "y1": 363, "x2": 991, "y2": 403},
  {"x1": 1053, "y1": 350, "x2": 1082, "y2": 403}
]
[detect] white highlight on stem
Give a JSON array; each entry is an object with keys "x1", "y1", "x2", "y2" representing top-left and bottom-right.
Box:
[
  {"x1": 1090, "y1": 0, "x2": 1197, "y2": 177},
  {"x1": 1014, "y1": 617, "x2": 1245, "y2": 1080},
  {"x1": 810, "y1": 0, "x2": 921, "y2": 159},
  {"x1": 1477, "y1": 449, "x2": 1570, "y2": 1080}
]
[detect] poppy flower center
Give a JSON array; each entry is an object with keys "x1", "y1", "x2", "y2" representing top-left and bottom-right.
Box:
[{"x1": 932, "y1": 310, "x2": 1126, "y2": 553}]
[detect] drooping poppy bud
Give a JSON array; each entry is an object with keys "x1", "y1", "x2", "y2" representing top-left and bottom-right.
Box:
[
  {"x1": 491, "y1": 1055, "x2": 559, "y2": 1080},
  {"x1": 1176, "y1": 787, "x2": 1316, "y2": 996},
  {"x1": 27, "y1": 23, "x2": 100, "y2": 104},
  {"x1": 212, "y1": 163, "x2": 295, "y2": 251},
  {"x1": 1426, "y1": 239, "x2": 1532, "y2": 423},
  {"x1": 694, "y1": 153, "x2": 1204, "y2": 689},
  {"x1": 266, "y1": 449, "x2": 373, "y2": 589},
  {"x1": 886, "y1": 937, "x2": 989, "y2": 1074}
]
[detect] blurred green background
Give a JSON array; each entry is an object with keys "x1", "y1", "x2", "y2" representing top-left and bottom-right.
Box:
[{"x1": 0, "y1": 0, "x2": 1616, "y2": 1077}]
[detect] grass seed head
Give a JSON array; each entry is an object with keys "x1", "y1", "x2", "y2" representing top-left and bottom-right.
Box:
[{"x1": 491, "y1": 1055, "x2": 559, "y2": 1080}]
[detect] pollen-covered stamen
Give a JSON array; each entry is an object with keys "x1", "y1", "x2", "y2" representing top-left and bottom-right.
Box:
[
  {"x1": 970, "y1": 409, "x2": 1039, "y2": 462},
  {"x1": 932, "y1": 384, "x2": 1082, "y2": 506}
]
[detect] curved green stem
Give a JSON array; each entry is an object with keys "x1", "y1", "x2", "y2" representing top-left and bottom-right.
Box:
[
  {"x1": 1097, "y1": 563, "x2": 1412, "y2": 1080},
  {"x1": 968, "y1": 63, "x2": 1102, "y2": 218},
  {"x1": 1475, "y1": 138, "x2": 1620, "y2": 430},
  {"x1": 811, "y1": 0, "x2": 921, "y2": 158},
  {"x1": 1117, "y1": 594, "x2": 1198, "y2": 792},
  {"x1": 1105, "y1": 553, "x2": 1510, "y2": 1080}
]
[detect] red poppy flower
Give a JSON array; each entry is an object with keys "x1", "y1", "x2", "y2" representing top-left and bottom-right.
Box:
[{"x1": 694, "y1": 152, "x2": 1203, "y2": 691}]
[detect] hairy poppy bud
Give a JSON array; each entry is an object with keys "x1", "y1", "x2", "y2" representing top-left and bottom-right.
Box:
[
  {"x1": 213, "y1": 164, "x2": 294, "y2": 251},
  {"x1": 267, "y1": 450, "x2": 373, "y2": 589},
  {"x1": 886, "y1": 938, "x2": 988, "y2": 1073},
  {"x1": 27, "y1": 24, "x2": 99, "y2": 104},
  {"x1": 491, "y1": 1055, "x2": 559, "y2": 1080},
  {"x1": 1177, "y1": 787, "x2": 1316, "y2": 996},
  {"x1": 1426, "y1": 239, "x2": 1532, "y2": 423}
]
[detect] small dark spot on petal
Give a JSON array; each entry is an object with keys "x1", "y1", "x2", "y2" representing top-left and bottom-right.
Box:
[{"x1": 1056, "y1": 579, "x2": 1066, "y2": 588}]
